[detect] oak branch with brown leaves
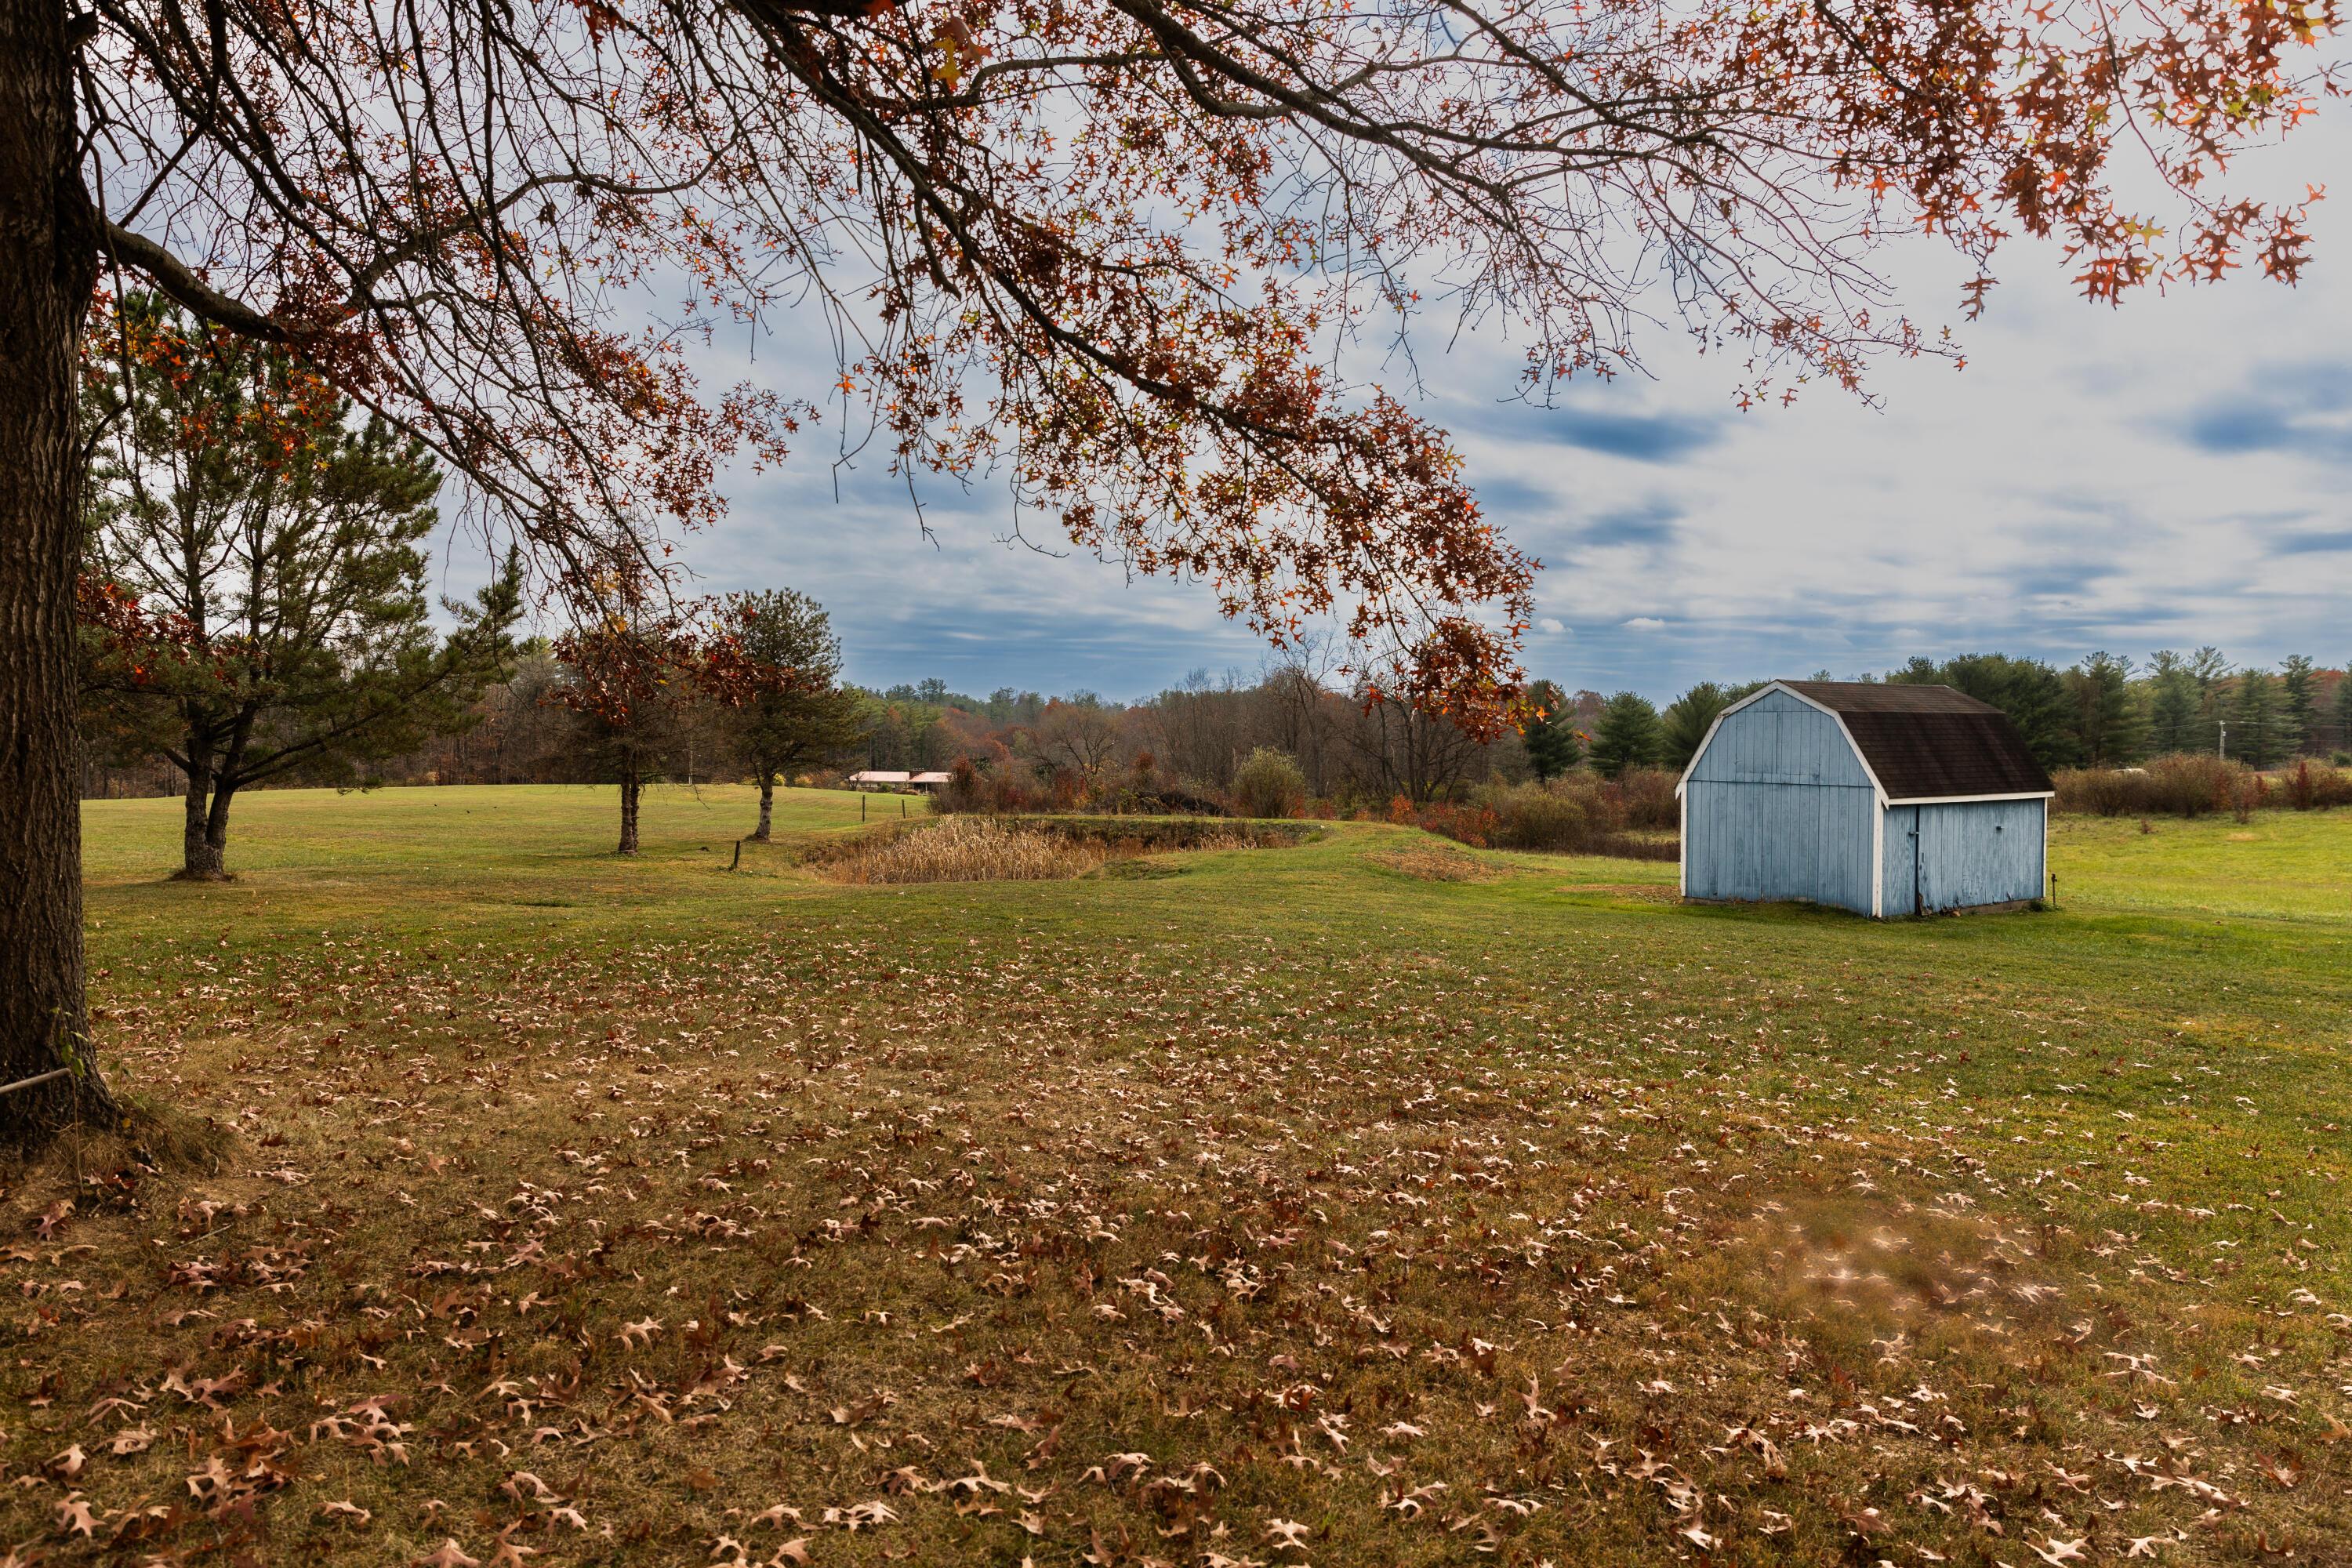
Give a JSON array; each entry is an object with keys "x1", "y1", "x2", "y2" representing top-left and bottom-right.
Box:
[{"x1": 0, "y1": 0, "x2": 2340, "y2": 1134}]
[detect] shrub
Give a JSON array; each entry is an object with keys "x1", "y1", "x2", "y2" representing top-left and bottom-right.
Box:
[
  {"x1": 2283, "y1": 760, "x2": 2352, "y2": 810},
  {"x1": 1472, "y1": 780, "x2": 1590, "y2": 851},
  {"x1": 1232, "y1": 748, "x2": 1307, "y2": 818},
  {"x1": 994, "y1": 815, "x2": 1306, "y2": 851},
  {"x1": 2053, "y1": 753, "x2": 2256, "y2": 818},
  {"x1": 1420, "y1": 776, "x2": 1678, "y2": 860},
  {"x1": 934, "y1": 758, "x2": 1040, "y2": 815},
  {"x1": 1614, "y1": 767, "x2": 1681, "y2": 829}
]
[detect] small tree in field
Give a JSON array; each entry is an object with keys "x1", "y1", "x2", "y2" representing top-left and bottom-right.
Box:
[
  {"x1": 556, "y1": 590, "x2": 792, "y2": 852},
  {"x1": 1521, "y1": 681, "x2": 1583, "y2": 782},
  {"x1": 79, "y1": 298, "x2": 521, "y2": 878},
  {"x1": 720, "y1": 590, "x2": 863, "y2": 840},
  {"x1": 555, "y1": 614, "x2": 683, "y2": 857},
  {"x1": 1233, "y1": 748, "x2": 1307, "y2": 819},
  {"x1": 1588, "y1": 693, "x2": 1662, "y2": 780}
]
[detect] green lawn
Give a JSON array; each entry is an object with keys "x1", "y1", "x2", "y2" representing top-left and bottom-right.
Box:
[
  {"x1": 82, "y1": 781, "x2": 902, "y2": 883},
  {"x1": 11, "y1": 786, "x2": 2352, "y2": 1566}
]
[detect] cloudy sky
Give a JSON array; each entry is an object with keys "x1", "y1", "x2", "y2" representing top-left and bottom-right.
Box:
[{"x1": 450, "y1": 118, "x2": 2352, "y2": 706}]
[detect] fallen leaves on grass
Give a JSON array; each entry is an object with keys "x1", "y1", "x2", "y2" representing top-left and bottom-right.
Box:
[{"x1": 6, "y1": 879, "x2": 2349, "y2": 1565}]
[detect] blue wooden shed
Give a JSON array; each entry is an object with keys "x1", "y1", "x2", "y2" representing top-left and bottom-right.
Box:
[{"x1": 1676, "y1": 681, "x2": 2054, "y2": 918}]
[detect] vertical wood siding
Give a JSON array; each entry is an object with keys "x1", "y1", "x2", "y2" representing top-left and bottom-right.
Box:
[
  {"x1": 1683, "y1": 693, "x2": 1878, "y2": 915},
  {"x1": 1878, "y1": 798, "x2": 2045, "y2": 914},
  {"x1": 1686, "y1": 691, "x2": 1875, "y2": 789}
]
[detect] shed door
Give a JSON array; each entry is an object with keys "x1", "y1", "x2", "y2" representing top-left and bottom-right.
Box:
[{"x1": 1893, "y1": 806, "x2": 1922, "y2": 917}]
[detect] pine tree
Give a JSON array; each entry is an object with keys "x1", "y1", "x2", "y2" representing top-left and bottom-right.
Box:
[
  {"x1": 2068, "y1": 651, "x2": 2145, "y2": 766},
  {"x1": 721, "y1": 590, "x2": 866, "y2": 840},
  {"x1": 79, "y1": 296, "x2": 521, "y2": 878},
  {"x1": 2336, "y1": 664, "x2": 2352, "y2": 760},
  {"x1": 2188, "y1": 647, "x2": 2231, "y2": 753},
  {"x1": 1658, "y1": 683, "x2": 1733, "y2": 772},
  {"x1": 2145, "y1": 650, "x2": 2200, "y2": 755},
  {"x1": 2229, "y1": 670, "x2": 2285, "y2": 768},
  {"x1": 1588, "y1": 691, "x2": 1661, "y2": 779},
  {"x1": 1521, "y1": 679, "x2": 1584, "y2": 780},
  {"x1": 2280, "y1": 655, "x2": 2317, "y2": 759}
]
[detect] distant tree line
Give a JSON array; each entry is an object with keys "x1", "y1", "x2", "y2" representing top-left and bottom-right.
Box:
[
  {"x1": 79, "y1": 341, "x2": 2345, "y2": 849},
  {"x1": 1549, "y1": 649, "x2": 2351, "y2": 782},
  {"x1": 88, "y1": 626, "x2": 2352, "y2": 845},
  {"x1": 76, "y1": 304, "x2": 2331, "y2": 827}
]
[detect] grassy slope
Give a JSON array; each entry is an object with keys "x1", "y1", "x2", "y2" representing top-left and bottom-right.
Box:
[{"x1": 8, "y1": 785, "x2": 2351, "y2": 1566}]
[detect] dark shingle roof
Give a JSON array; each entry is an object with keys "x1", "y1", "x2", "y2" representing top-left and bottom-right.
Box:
[{"x1": 1780, "y1": 681, "x2": 2054, "y2": 801}]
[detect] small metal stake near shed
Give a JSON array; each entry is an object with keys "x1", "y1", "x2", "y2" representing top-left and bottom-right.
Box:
[{"x1": 1676, "y1": 681, "x2": 2055, "y2": 917}]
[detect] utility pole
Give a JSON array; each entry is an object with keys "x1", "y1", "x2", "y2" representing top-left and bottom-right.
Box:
[{"x1": 2219, "y1": 720, "x2": 2228, "y2": 760}]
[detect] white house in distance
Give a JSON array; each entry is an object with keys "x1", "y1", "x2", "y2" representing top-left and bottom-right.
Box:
[
  {"x1": 1675, "y1": 681, "x2": 2056, "y2": 918},
  {"x1": 847, "y1": 770, "x2": 953, "y2": 793}
]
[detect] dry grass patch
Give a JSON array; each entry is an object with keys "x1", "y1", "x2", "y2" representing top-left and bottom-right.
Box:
[
  {"x1": 822, "y1": 815, "x2": 1109, "y2": 883},
  {"x1": 812, "y1": 815, "x2": 1302, "y2": 884},
  {"x1": 1370, "y1": 843, "x2": 1498, "y2": 882}
]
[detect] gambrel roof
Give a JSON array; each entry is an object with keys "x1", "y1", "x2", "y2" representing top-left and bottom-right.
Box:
[{"x1": 1778, "y1": 681, "x2": 2053, "y2": 801}]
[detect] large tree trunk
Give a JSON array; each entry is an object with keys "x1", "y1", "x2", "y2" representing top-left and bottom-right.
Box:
[
  {"x1": 0, "y1": 0, "x2": 121, "y2": 1140},
  {"x1": 206, "y1": 774, "x2": 234, "y2": 855},
  {"x1": 616, "y1": 753, "x2": 641, "y2": 855},
  {"x1": 177, "y1": 756, "x2": 228, "y2": 879},
  {"x1": 753, "y1": 772, "x2": 774, "y2": 841}
]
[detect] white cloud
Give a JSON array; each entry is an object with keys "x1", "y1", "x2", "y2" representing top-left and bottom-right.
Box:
[
  {"x1": 1537, "y1": 617, "x2": 1566, "y2": 635},
  {"x1": 1623, "y1": 617, "x2": 1667, "y2": 631}
]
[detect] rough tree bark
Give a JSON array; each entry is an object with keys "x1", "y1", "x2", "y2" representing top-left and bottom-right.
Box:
[
  {"x1": 753, "y1": 773, "x2": 775, "y2": 842},
  {"x1": 616, "y1": 754, "x2": 641, "y2": 855},
  {"x1": 177, "y1": 754, "x2": 229, "y2": 879},
  {"x1": 0, "y1": 0, "x2": 122, "y2": 1139}
]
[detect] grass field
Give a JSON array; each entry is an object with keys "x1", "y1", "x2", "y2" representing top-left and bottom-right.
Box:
[{"x1": 9, "y1": 784, "x2": 2352, "y2": 1566}]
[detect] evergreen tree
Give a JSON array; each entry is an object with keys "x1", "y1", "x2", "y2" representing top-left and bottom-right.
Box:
[
  {"x1": 2067, "y1": 651, "x2": 2146, "y2": 766},
  {"x1": 1891, "y1": 652, "x2": 2082, "y2": 769},
  {"x1": 1588, "y1": 691, "x2": 1661, "y2": 779},
  {"x1": 1521, "y1": 679, "x2": 1584, "y2": 780},
  {"x1": 2228, "y1": 670, "x2": 2285, "y2": 768},
  {"x1": 2336, "y1": 664, "x2": 2352, "y2": 760},
  {"x1": 2188, "y1": 646, "x2": 2231, "y2": 753},
  {"x1": 2280, "y1": 655, "x2": 2317, "y2": 758},
  {"x1": 721, "y1": 590, "x2": 865, "y2": 840},
  {"x1": 79, "y1": 296, "x2": 521, "y2": 878},
  {"x1": 2145, "y1": 650, "x2": 2201, "y2": 755},
  {"x1": 1657, "y1": 682, "x2": 1733, "y2": 772}
]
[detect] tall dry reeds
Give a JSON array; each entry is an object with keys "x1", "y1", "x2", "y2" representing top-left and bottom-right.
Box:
[
  {"x1": 824, "y1": 817, "x2": 1103, "y2": 883},
  {"x1": 818, "y1": 815, "x2": 1275, "y2": 884}
]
